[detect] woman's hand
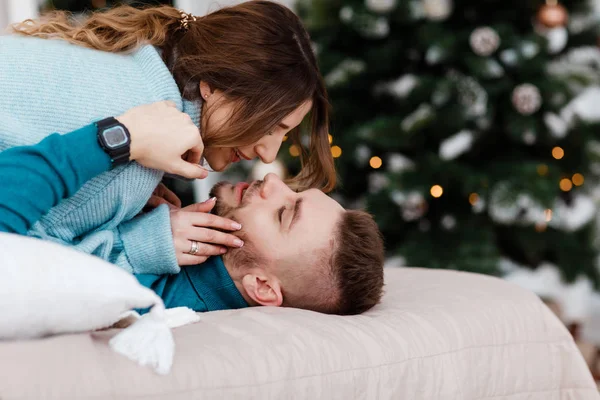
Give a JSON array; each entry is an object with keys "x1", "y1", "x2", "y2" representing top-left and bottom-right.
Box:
[
  {"x1": 147, "y1": 182, "x2": 182, "y2": 210},
  {"x1": 169, "y1": 198, "x2": 244, "y2": 265},
  {"x1": 116, "y1": 101, "x2": 208, "y2": 179}
]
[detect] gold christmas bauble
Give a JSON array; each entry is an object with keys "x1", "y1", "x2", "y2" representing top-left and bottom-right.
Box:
[{"x1": 537, "y1": 2, "x2": 568, "y2": 28}]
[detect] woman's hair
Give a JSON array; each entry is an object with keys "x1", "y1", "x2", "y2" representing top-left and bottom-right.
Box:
[{"x1": 11, "y1": 1, "x2": 335, "y2": 191}]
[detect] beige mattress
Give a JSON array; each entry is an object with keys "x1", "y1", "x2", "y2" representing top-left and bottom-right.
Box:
[{"x1": 0, "y1": 267, "x2": 597, "y2": 400}]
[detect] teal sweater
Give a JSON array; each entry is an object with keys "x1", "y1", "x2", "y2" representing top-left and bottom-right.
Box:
[
  {"x1": 0, "y1": 125, "x2": 110, "y2": 234},
  {"x1": 0, "y1": 124, "x2": 248, "y2": 312},
  {"x1": 0, "y1": 36, "x2": 201, "y2": 275},
  {"x1": 136, "y1": 256, "x2": 248, "y2": 313}
]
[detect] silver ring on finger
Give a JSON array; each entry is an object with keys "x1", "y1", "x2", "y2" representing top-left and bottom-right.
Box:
[{"x1": 187, "y1": 240, "x2": 199, "y2": 256}]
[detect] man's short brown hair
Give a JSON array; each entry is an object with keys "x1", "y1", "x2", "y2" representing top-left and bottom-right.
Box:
[
  {"x1": 283, "y1": 210, "x2": 385, "y2": 315},
  {"x1": 330, "y1": 210, "x2": 385, "y2": 315}
]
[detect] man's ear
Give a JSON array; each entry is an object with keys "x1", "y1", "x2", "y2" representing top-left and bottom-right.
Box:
[{"x1": 241, "y1": 273, "x2": 283, "y2": 307}]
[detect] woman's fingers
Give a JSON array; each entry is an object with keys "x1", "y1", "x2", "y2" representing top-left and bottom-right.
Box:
[
  {"x1": 188, "y1": 227, "x2": 244, "y2": 248},
  {"x1": 186, "y1": 211, "x2": 242, "y2": 232},
  {"x1": 182, "y1": 199, "x2": 216, "y2": 213},
  {"x1": 158, "y1": 184, "x2": 182, "y2": 208},
  {"x1": 169, "y1": 199, "x2": 244, "y2": 267},
  {"x1": 146, "y1": 195, "x2": 169, "y2": 209},
  {"x1": 176, "y1": 238, "x2": 227, "y2": 266}
]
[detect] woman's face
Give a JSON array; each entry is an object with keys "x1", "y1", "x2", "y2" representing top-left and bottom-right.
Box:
[{"x1": 200, "y1": 82, "x2": 312, "y2": 172}]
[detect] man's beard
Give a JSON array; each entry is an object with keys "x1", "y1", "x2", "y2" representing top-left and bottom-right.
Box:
[
  {"x1": 208, "y1": 181, "x2": 234, "y2": 218},
  {"x1": 208, "y1": 181, "x2": 267, "y2": 270},
  {"x1": 208, "y1": 180, "x2": 264, "y2": 217}
]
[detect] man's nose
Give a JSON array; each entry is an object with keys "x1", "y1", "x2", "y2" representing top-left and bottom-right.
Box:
[{"x1": 261, "y1": 173, "x2": 287, "y2": 198}]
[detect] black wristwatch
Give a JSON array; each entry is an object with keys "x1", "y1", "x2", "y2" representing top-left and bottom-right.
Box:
[{"x1": 95, "y1": 117, "x2": 131, "y2": 167}]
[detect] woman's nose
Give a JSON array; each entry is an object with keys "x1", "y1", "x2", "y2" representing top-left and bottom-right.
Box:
[{"x1": 254, "y1": 136, "x2": 283, "y2": 164}]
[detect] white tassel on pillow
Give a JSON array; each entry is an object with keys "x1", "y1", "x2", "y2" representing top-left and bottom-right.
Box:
[
  {"x1": 110, "y1": 303, "x2": 173, "y2": 375},
  {"x1": 109, "y1": 304, "x2": 200, "y2": 375},
  {"x1": 0, "y1": 233, "x2": 200, "y2": 375}
]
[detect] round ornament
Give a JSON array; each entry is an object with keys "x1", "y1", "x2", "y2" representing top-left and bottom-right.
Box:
[
  {"x1": 512, "y1": 83, "x2": 542, "y2": 115},
  {"x1": 537, "y1": 0, "x2": 568, "y2": 28},
  {"x1": 365, "y1": 0, "x2": 396, "y2": 13},
  {"x1": 470, "y1": 27, "x2": 500, "y2": 56},
  {"x1": 423, "y1": 0, "x2": 453, "y2": 21}
]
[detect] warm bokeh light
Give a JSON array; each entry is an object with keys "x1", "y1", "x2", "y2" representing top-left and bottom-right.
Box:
[
  {"x1": 544, "y1": 209, "x2": 552, "y2": 222},
  {"x1": 370, "y1": 156, "x2": 383, "y2": 169},
  {"x1": 535, "y1": 222, "x2": 547, "y2": 232},
  {"x1": 468, "y1": 193, "x2": 479, "y2": 205},
  {"x1": 552, "y1": 146, "x2": 564, "y2": 160},
  {"x1": 283, "y1": 135, "x2": 288, "y2": 142},
  {"x1": 331, "y1": 145, "x2": 342, "y2": 158},
  {"x1": 572, "y1": 173, "x2": 584, "y2": 186},
  {"x1": 328, "y1": 134, "x2": 333, "y2": 144},
  {"x1": 430, "y1": 185, "x2": 443, "y2": 198},
  {"x1": 537, "y1": 164, "x2": 548, "y2": 176},
  {"x1": 559, "y1": 178, "x2": 572, "y2": 191},
  {"x1": 289, "y1": 145, "x2": 301, "y2": 157}
]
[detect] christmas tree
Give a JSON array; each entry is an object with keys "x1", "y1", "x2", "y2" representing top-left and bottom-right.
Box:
[{"x1": 292, "y1": 0, "x2": 600, "y2": 285}]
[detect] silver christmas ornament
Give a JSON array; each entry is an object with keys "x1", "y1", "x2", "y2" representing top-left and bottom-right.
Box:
[
  {"x1": 545, "y1": 27, "x2": 568, "y2": 54},
  {"x1": 387, "y1": 153, "x2": 415, "y2": 173},
  {"x1": 471, "y1": 196, "x2": 486, "y2": 213},
  {"x1": 520, "y1": 41, "x2": 539, "y2": 59},
  {"x1": 523, "y1": 130, "x2": 537, "y2": 144},
  {"x1": 423, "y1": 0, "x2": 453, "y2": 21},
  {"x1": 500, "y1": 49, "x2": 518, "y2": 66},
  {"x1": 456, "y1": 76, "x2": 488, "y2": 118},
  {"x1": 512, "y1": 83, "x2": 542, "y2": 115},
  {"x1": 339, "y1": 6, "x2": 354, "y2": 22},
  {"x1": 441, "y1": 214, "x2": 457, "y2": 230},
  {"x1": 402, "y1": 192, "x2": 428, "y2": 221},
  {"x1": 355, "y1": 145, "x2": 372, "y2": 165},
  {"x1": 369, "y1": 173, "x2": 390, "y2": 194},
  {"x1": 365, "y1": 0, "x2": 396, "y2": 13},
  {"x1": 470, "y1": 27, "x2": 500, "y2": 56}
]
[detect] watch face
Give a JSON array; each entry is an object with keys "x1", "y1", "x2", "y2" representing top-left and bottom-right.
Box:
[{"x1": 103, "y1": 126, "x2": 128, "y2": 148}]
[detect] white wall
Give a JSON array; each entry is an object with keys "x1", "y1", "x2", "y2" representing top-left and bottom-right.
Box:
[
  {"x1": 176, "y1": 0, "x2": 296, "y2": 16},
  {"x1": 0, "y1": 0, "x2": 41, "y2": 31}
]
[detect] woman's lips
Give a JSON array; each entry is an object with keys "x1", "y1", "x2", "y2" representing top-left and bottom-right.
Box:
[
  {"x1": 236, "y1": 149, "x2": 252, "y2": 160},
  {"x1": 234, "y1": 182, "x2": 250, "y2": 204},
  {"x1": 231, "y1": 148, "x2": 252, "y2": 163}
]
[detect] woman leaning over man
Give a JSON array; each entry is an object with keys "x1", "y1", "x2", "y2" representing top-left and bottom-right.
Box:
[{"x1": 0, "y1": 1, "x2": 334, "y2": 274}]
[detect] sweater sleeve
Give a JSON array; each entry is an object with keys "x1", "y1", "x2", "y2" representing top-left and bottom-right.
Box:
[
  {"x1": 0, "y1": 122, "x2": 180, "y2": 275},
  {"x1": 0, "y1": 124, "x2": 111, "y2": 234},
  {"x1": 113, "y1": 204, "x2": 181, "y2": 275}
]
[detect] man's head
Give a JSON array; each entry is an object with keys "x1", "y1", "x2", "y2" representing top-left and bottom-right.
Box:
[{"x1": 209, "y1": 173, "x2": 384, "y2": 315}]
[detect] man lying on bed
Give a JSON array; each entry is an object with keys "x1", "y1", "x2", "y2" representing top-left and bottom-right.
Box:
[{"x1": 136, "y1": 173, "x2": 385, "y2": 315}]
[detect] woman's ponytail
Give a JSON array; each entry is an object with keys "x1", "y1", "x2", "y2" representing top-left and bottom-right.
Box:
[{"x1": 11, "y1": 5, "x2": 183, "y2": 53}]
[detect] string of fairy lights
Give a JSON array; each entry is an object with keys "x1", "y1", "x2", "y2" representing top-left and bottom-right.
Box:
[{"x1": 287, "y1": 140, "x2": 583, "y2": 229}]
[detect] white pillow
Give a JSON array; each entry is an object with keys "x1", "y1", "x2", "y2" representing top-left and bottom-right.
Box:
[{"x1": 0, "y1": 232, "x2": 199, "y2": 374}]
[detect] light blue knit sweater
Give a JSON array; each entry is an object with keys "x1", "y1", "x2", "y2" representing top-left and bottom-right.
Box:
[{"x1": 0, "y1": 35, "x2": 201, "y2": 275}]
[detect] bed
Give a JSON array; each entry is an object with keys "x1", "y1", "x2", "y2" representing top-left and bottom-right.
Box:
[{"x1": 0, "y1": 267, "x2": 597, "y2": 399}]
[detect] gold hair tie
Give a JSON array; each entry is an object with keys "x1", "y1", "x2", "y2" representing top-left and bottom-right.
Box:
[{"x1": 179, "y1": 10, "x2": 197, "y2": 31}]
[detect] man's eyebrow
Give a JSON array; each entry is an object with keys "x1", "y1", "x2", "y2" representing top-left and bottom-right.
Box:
[
  {"x1": 278, "y1": 122, "x2": 290, "y2": 130},
  {"x1": 289, "y1": 198, "x2": 303, "y2": 231}
]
